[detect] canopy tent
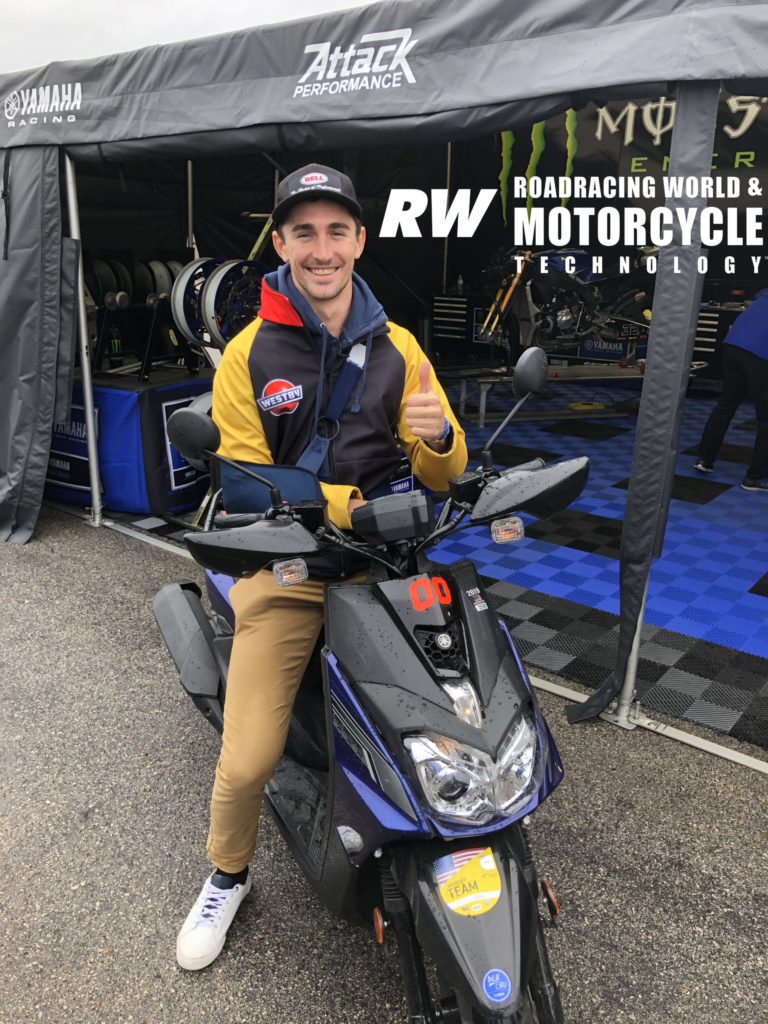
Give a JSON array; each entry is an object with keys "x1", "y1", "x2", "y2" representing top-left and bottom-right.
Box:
[{"x1": 1, "y1": 0, "x2": 766, "y2": 720}]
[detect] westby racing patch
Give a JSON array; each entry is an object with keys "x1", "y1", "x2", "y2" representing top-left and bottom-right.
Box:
[
  {"x1": 257, "y1": 379, "x2": 304, "y2": 416},
  {"x1": 434, "y1": 847, "x2": 501, "y2": 916}
]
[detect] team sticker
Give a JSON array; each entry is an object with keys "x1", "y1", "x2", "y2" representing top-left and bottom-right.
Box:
[{"x1": 433, "y1": 846, "x2": 501, "y2": 916}]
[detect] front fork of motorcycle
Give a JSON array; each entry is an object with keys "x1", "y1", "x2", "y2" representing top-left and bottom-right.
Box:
[
  {"x1": 377, "y1": 858, "x2": 440, "y2": 1024},
  {"x1": 519, "y1": 822, "x2": 565, "y2": 1024}
]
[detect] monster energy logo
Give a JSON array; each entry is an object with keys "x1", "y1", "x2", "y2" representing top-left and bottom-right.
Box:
[
  {"x1": 595, "y1": 97, "x2": 677, "y2": 147},
  {"x1": 498, "y1": 108, "x2": 579, "y2": 221},
  {"x1": 499, "y1": 93, "x2": 767, "y2": 221}
]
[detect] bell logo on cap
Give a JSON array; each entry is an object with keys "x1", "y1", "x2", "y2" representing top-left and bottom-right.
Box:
[
  {"x1": 300, "y1": 172, "x2": 328, "y2": 186},
  {"x1": 273, "y1": 163, "x2": 362, "y2": 224}
]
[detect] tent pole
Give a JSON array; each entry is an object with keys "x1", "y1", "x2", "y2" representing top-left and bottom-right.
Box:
[
  {"x1": 64, "y1": 153, "x2": 103, "y2": 528},
  {"x1": 603, "y1": 578, "x2": 649, "y2": 730},
  {"x1": 566, "y1": 80, "x2": 719, "y2": 727},
  {"x1": 441, "y1": 142, "x2": 452, "y2": 293},
  {"x1": 186, "y1": 160, "x2": 195, "y2": 253}
]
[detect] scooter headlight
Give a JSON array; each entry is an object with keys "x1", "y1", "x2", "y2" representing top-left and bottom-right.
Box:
[
  {"x1": 403, "y1": 735, "x2": 496, "y2": 824},
  {"x1": 404, "y1": 711, "x2": 542, "y2": 825},
  {"x1": 494, "y1": 711, "x2": 543, "y2": 813}
]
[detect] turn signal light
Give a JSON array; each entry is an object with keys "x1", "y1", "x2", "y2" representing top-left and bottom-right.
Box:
[
  {"x1": 490, "y1": 516, "x2": 525, "y2": 544},
  {"x1": 273, "y1": 559, "x2": 309, "y2": 587}
]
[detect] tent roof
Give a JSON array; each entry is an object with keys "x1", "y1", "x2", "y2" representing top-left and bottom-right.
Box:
[{"x1": 1, "y1": 0, "x2": 767, "y2": 160}]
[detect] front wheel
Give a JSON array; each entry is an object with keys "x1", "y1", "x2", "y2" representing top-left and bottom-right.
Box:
[
  {"x1": 382, "y1": 833, "x2": 564, "y2": 1024},
  {"x1": 430, "y1": 988, "x2": 539, "y2": 1024},
  {"x1": 435, "y1": 955, "x2": 562, "y2": 1024}
]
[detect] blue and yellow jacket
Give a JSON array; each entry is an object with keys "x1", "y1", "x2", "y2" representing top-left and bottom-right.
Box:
[{"x1": 212, "y1": 268, "x2": 467, "y2": 531}]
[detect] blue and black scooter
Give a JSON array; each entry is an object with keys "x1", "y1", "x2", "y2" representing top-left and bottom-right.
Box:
[{"x1": 154, "y1": 348, "x2": 589, "y2": 1024}]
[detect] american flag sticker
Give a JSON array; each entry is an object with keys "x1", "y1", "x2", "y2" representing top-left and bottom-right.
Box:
[
  {"x1": 434, "y1": 847, "x2": 487, "y2": 885},
  {"x1": 433, "y1": 847, "x2": 502, "y2": 917}
]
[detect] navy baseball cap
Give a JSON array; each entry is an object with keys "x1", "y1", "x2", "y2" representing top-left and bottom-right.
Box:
[{"x1": 272, "y1": 163, "x2": 362, "y2": 226}]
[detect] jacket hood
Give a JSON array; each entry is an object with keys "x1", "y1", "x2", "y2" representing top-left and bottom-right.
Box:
[{"x1": 261, "y1": 263, "x2": 387, "y2": 351}]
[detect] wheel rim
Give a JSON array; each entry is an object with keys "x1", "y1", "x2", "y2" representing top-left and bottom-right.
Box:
[
  {"x1": 200, "y1": 259, "x2": 264, "y2": 348},
  {"x1": 170, "y1": 257, "x2": 225, "y2": 347}
]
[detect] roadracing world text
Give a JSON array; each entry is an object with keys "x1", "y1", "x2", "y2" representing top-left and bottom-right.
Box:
[{"x1": 379, "y1": 174, "x2": 766, "y2": 252}]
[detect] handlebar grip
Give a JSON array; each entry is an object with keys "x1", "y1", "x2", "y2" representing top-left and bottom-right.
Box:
[
  {"x1": 213, "y1": 512, "x2": 266, "y2": 529},
  {"x1": 502, "y1": 458, "x2": 545, "y2": 475}
]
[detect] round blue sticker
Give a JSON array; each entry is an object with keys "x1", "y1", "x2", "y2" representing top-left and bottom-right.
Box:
[{"x1": 482, "y1": 968, "x2": 512, "y2": 1003}]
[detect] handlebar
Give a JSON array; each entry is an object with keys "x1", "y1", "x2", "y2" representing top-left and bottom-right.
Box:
[{"x1": 186, "y1": 456, "x2": 589, "y2": 581}]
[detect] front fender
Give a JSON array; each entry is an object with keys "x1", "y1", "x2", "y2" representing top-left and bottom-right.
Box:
[{"x1": 390, "y1": 824, "x2": 539, "y2": 1018}]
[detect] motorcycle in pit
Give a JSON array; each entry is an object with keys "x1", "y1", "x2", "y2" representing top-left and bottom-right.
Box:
[
  {"x1": 154, "y1": 347, "x2": 589, "y2": 1024},
  {"x1": 478, "y1": 247, "x2": 653, "y2": 362}
]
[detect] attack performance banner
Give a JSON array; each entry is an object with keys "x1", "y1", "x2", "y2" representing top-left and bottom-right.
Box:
[{"x1": 2, "y1": 0, "x2": 768, "y2": 155}]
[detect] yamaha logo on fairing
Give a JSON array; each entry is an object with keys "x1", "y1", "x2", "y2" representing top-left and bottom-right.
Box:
[
  {"x1": 582, "y1": 337, "x2": 624, "y2": 356},
  {"x1": 4, "y1": 81, "x2": 82, "y2": 128},
  {"x1": 294, "y1": 27, "x2": 417, "y2": 99}
]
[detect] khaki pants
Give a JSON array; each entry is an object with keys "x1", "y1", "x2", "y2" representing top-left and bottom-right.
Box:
[{"x1": 206, "y1": 567, "x2": 365, "y2": 873}]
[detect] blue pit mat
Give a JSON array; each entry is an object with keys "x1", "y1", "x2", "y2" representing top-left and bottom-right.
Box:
[{"x1": 428, "y1": 376, "x2": 768, "y2": 750}]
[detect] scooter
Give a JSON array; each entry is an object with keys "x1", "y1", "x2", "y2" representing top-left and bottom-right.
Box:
[{"x1": 154, "y1": 347, "x2": 589, "y2": 1024}]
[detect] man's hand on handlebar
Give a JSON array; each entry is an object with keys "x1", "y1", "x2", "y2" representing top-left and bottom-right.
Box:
[{"x1": 348, "y1": 497, "x2": 368, "y2": 518}]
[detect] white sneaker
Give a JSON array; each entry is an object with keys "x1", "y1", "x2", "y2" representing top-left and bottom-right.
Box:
[{"x1": 176, "y1": 871, "x2": 252, "y2": 970}]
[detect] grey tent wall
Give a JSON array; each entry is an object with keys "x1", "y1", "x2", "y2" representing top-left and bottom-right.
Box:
[
  {"x1": 0, "y1": 146, "x2": 80, "y2": 543},
  {"x1": 567, "y1": 80, "x2": 721, "y2": 724},
  {"x1": 2, "y1": 1, "x2": 767, "y2": 156}
]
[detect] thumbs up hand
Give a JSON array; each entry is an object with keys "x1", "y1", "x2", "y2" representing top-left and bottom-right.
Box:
[{"x1": 406, "y1": 360, "x2": 450, "y2": 448}]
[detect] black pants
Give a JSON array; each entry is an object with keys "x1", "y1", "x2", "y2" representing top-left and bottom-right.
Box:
[{"x1": 698, "y1": 344, "x2": 768, "y2": 479}]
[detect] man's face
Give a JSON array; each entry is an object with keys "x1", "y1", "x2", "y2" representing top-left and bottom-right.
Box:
[{"x1": 273, "y1": 199, "x2": 365, "y2": 311}]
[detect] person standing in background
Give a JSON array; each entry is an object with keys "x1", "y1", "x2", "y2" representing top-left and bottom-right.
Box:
[{"x1": 695, "y1": 287, "x2": 768, "y2": 492}]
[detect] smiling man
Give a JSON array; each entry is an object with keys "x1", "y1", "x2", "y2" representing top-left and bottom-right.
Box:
[
  {"x1": 175, "y1": 163, "x2": 467, "y2": 971},
  {"x1": 273, "y1": 197, "x2": 365, "y2": 328}
]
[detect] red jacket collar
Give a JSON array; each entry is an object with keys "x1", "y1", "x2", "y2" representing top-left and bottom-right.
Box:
[{"x1": 259, "y1": 277, "x2": 303, "y2": 327}]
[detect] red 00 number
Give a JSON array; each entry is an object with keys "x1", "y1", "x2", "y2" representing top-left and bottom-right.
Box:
[{"x1": 408, "y1": 576, "x2": 452, "y2": 612}]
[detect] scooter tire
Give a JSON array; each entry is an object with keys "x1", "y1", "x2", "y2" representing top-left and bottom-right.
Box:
[
  {"x1": 441, "y1": 986, "x2": 541, "y2": 1024},
  {"x1": 435, "y1": 966, "x2": 546, "y2": 1024}
]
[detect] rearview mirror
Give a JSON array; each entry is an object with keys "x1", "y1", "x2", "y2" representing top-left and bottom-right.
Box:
[
  {"x1": 513, "y1": 346, "x2": 548, "y2": 398},
  {"x1": 168, "y1": 407, "x2": 222, "y2": 468}
]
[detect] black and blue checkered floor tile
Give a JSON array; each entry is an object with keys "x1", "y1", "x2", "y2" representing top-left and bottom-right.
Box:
[{"x1": 427, "y1": 377, "x2": 768, "y2": 750}]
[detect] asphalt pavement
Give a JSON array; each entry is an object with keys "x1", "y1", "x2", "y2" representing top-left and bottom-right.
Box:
[{"x1": 1, "y1": 504, "x2": 766, "y2": 1024}]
